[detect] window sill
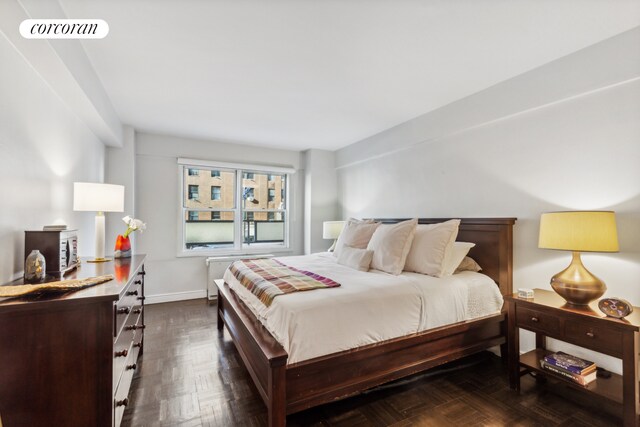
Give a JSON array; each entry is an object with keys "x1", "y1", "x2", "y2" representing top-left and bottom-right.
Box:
[{"x1": 176, "y1": 248, "x2": 294, "y2": 259}]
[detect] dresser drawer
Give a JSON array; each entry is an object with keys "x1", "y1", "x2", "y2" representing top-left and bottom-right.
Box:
[
  {"x1": 565, "y1": 319, "x2": 623, "y2": 357},
  {"x1": 115, "y1": 281, "x2": 143, "y2": 337},
  {"x1": 114, "y1": 344, "x2": 140, "y2": 427},
  {"x1": 516, "y1": 306, "x2": 561, "y2": 336}
]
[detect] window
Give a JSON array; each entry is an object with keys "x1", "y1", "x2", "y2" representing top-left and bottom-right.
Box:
[
  {"x1": 179, "y1": 161, "x2": 291, "y2": 254},
  {"x1": 188, "y1": 185, "x2": 199, "y2": 200},
  {"x1": 211, "y1": 186, "x2": 221, "y2": 200}
]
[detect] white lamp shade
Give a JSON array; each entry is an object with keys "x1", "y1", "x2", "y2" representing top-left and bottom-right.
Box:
[
  {"x1": 73, "y1": 182, "x2": 124, "y2": 212},
  {"x1": 323, "y1": 221, "x2": 345, "y2": 239}
]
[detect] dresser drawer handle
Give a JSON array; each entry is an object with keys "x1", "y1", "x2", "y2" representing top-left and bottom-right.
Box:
[
  {"x1": 117, "y1": 307, "x2": 131, "y2": 315},
  {"x1": 126, "y1": 290, "x2": 139, "y2": 296},
  {"x1": 116, "y1": 398, "x2": 129, "y2": 407},
  {"x1": 138, "y1": 271, "x2": 146, "y2": 276},
  {"x1": 137, "y1": 296, "x2": 146, "y2": 301},
  {"x1": 133, "y1": 308, "x2": 142, "y2": 314},
  {"x1": 134, "y1": 280, "x2": 142, "y2": 285},
  {"x1": 115, "y1": 349, "x2": 128, "y2": 358},
  {"x1": 531, "y1": 317, "x2": 539, "y2": 323},
  {"x1": 126, "y1": 363, "x2": 137, "y2": 371},
  {"x1": 125, "y1": 324, "x2": 146, "y2": 331},
  {"x1": 133, "y1": 341, "x2": 143, "y2": 348},
  {"x1": 586, "y1": 332, "x2": 595, "y2": 338}
]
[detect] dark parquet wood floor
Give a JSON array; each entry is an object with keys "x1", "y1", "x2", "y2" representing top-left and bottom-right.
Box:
[{"x1": 122, "y1": 299, "x2": 621, "y2": 427}]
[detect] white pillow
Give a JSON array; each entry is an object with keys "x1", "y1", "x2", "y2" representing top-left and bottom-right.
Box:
[
  {"x1": 455, "y1": 256, "x2": 482, "y2": 273},
  {"x1": 442, "y1": 242, "x2": 476, "y2": 276},
  {"x1": 367, "y1": 219, "x2": 418, "y2": 275},
  {"x1": 403, "y1": 219, "x2": 461, "y2": 277},
  {"x1": 337, "y1": 245, "x2": 374, "y2": 271},
  {"x1": 333, "y1": 218, "x2": 380, "y2": 258}
]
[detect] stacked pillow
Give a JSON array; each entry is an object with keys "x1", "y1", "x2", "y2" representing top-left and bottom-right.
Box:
[
  {"x1": 333, "y1": 217, "x2": 480, "y2": 276},
  {"x1": 404, "y1": 219, "x2": 460, "y2": 277}
]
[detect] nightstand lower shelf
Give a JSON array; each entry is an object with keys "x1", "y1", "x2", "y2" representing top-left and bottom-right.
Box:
[{"x1": 520, "y1": 349, "x2": 624, "y2": 405}]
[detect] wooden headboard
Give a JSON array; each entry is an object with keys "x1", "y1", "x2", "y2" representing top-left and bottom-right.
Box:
[{"x1": 374, "y1": 218, "x2": 516, "y2": 296}]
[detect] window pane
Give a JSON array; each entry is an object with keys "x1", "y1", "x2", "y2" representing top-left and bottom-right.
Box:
[
  {"x1": 242, "y1": 211, "x2": 285, "y2": 247},
  {"x1": 242, "y1": 172, "x2": 286, "y2": 210},
  {"x1": 184, "y1": 211, "x2": 234, "y2": 249},
  {"x1": 184, "y1": 167, "x2": 235, "y2": 208}
]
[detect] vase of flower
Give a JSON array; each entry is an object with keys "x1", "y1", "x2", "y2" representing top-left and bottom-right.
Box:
[{"x1": 114, "y1": 215, "x2": 146, "y2": 258}]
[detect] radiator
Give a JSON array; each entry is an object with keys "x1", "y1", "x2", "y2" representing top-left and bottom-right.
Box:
[{"x1": 205, "y1": 254, "x2": 274, "y2": 301}]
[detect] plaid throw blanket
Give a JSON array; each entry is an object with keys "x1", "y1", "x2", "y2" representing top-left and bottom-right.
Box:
[{"x1": 229, "y1": 258, "x2": 340, "y2": 307}]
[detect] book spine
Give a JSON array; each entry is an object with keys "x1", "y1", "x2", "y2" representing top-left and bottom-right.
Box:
[
  {"x1": 542, "y1": 356, "x2": 592, "y2": 374},
  {"x1": 540, "y1": 361, "x2": 590, "y2": 386}
]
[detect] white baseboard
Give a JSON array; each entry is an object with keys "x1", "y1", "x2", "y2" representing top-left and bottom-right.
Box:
[{"x1": 145, "y1": 290, "x2": 207, "y2": 305}]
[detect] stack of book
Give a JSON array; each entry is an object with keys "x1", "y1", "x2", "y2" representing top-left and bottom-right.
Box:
[{"x1": 540, "y1": 351, "x2": 597, "y2": 386}]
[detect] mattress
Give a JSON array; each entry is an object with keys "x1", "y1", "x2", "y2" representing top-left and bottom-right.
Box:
[{"x1": 223, "y1": 252, "x2": 504, "y2": 364}]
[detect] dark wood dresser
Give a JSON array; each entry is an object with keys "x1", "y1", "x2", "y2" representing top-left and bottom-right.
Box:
[{"x1": 0, "y1": 255, "x2": 146, "y2": 427}]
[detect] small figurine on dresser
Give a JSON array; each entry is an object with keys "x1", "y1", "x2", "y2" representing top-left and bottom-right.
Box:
[
  {"x1": 24, "y1": 249, "x2": 46, "y2": 283},
  {"x1": 114, "y1": 215, "x2": 146, "y2": 258}
]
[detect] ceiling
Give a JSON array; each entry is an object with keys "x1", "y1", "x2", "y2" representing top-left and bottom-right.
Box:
[{"x1": 59, "y1": 0, "x2": 640, "y2": 151}]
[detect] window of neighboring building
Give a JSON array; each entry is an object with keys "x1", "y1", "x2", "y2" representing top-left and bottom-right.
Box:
[
  {"x1": 188, "y1": 185, "x2": 199, "y2": 200},
  {"x1": 179, "y1": 162, "x2": 290, "y2": 254},
  {"x1": 211, "y1": 186, "x2": 221, "y2": 200}
]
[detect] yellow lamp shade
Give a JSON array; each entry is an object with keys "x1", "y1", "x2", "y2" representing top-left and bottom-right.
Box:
[{"x1": 538, "y1": 211, "x2": 619, "y2": 253}]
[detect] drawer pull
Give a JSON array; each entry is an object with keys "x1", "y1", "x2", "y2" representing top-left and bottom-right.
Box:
[
  {"x1": 137, "y1": 296, "x2": 146, "y2": 301},
  {"x1": 114, "y1": 349, "x2": 128, "y2": 358},
  {"x1": 126, "y1": 363, "x2": 137, "y2": 371},
  {"x1": 116, "y1": 398, "x2": 129, "y2": 407},
  {"x1": 126, "y1": 290, "x2": 139, "y2": 296},
  {"x1": 531, "y1": 317, "x2": 539, "y2": 323},
  {"x1": 138, "y1": 271, "x2": 146, "y2": 276},
  {"x1": 125, "y1": 324, "x2": 146, "y2": 331},
  {"x1": 586, "y1": 332, "x2": 595, "y2": 338},
  {"x1": 133, "y1": 341, "x2": 143, "y2": 348},
  {"x1": 117, "y1": 307, "x2": 131, "y2": 315},
  {"x1": 133, "y1": 308, "x2": 142, "y2": 314},
  {"x1": 134, "y1": 280, "x2": 142, "y2": 285}
]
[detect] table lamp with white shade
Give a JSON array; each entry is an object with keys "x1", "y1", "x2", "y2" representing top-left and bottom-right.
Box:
[
  {"x1": 73, "y1": 182, "x2": 124, "y2": 262},
  {"x1": 323, "y1": 221, "x2": 345, "y2": 252}
]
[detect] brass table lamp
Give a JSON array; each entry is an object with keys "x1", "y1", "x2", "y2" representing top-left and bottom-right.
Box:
[{"x1": 538, "y1": 211, "x2": 619, "y2": 306}]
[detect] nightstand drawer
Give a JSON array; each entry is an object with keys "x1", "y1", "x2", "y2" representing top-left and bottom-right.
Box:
[
  {"x1": 516, "y1": 306, "x2": 560, "y2": 336},
  {"x1": 565, "y1": 319, "x2": 623, "y2": 357}
]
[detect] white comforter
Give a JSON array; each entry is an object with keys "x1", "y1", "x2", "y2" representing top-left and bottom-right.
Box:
[{"x1": 223, "y1": 252, "x2": 503, "y2": 364}]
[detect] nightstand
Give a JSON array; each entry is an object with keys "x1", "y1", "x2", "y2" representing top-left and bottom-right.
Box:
[{"x1": 505, "y1": 289, "x2": 639, "y2": 427}]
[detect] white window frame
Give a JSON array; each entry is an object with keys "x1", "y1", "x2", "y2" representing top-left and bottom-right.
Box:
[{"x1": 177, "y1": 158, "x2": 295, "y2": 257}]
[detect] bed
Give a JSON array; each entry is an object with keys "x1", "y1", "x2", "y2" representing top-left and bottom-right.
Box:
[{"x1": 216, "y1": 217, "x2": 516, "y2": 426}]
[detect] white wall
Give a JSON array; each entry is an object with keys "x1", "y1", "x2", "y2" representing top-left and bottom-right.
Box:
[
  {"x1": 105, "y1": 126, "x2": 136, "y2": 252},
  {"x1": 303, "y1": 149, "x2": 338, "y2": 254},
  {"x1": 336, "y1": 29, "x2": 640, "y2": 373},
  {"x1": 135, "y1": 132, "x2": 304, "y2": 302},
  {"x1": 0, "y1": 33, "x2": 105, "y2": 283}
]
